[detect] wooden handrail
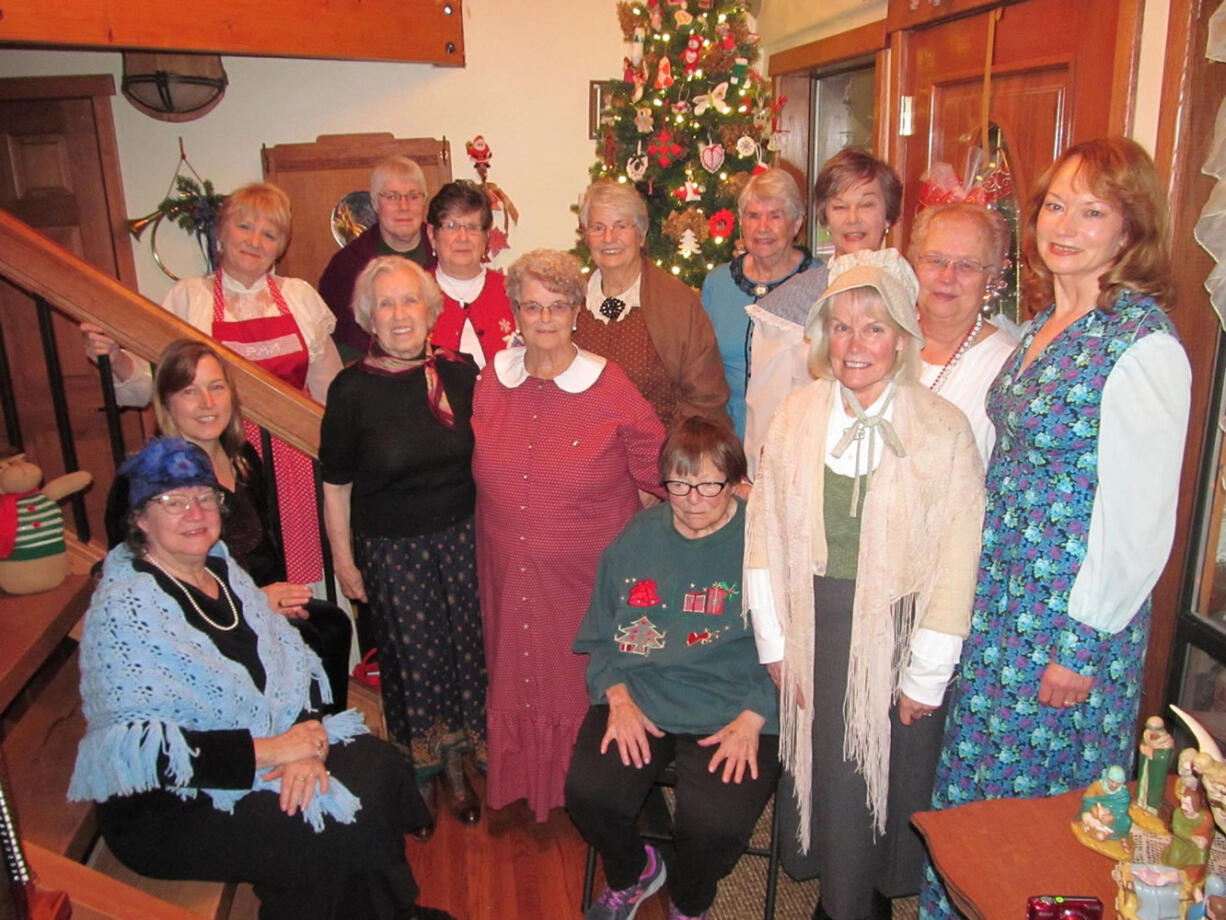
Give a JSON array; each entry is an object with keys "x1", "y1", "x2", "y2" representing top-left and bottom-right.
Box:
[{"x1": 0, "y1": 209, "x2": 321, "y2": 456}]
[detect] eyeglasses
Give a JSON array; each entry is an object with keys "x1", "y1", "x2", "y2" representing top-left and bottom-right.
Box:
[
  {"x1": 438, "y1": 220, "x2": 486, "y2": 235},
  {"x1": 151, "y1": 491, "x2": 225, "y2": 515},
  {"x1": 915, "y1": 254, "x2": 989, "y2": 277},
  {"x1": 517, "y1": 301, "x2": 577, "y2": 317},
  {"x1": 586, "y1": 221, "x2": 636, "y2": 237},
  {"x1": 378, "y1": 190, "x2": 425, "y2": 205},
  {"x1": 663, "y1": 480, "x2": 729, "y2": 497}
]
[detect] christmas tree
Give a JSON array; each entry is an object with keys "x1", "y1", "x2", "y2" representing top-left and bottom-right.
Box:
[{"x1": 581, "y1": 0, "x2": 777, "y2": 288}]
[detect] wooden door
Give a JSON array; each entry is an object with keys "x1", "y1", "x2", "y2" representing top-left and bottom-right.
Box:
[
  {"x1": 888, "y1": 0, "x2": 1137, "y2": 303},
  {"x1": 0, "y1": 75, "x2": 146, "y2": 547},
  {"x1": 262, "y1": 133, "x2": 452, "y2": 289}
]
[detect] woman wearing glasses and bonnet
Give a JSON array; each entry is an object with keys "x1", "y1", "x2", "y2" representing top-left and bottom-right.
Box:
[
  {"x1": 567, "y1": 417, "x2": 779, "y2": 920},
  {"x1": 746, "y1": 249, "x2": 984, "y2": 920},
  {"x1": 911, "y1": 202, "x2": 1019, "y2": 463},
  {"x1": 472, "y1": 249, "x2": 666, "y2": 822},
  {"x1": 70, "y1": 437, "x2": 454, "y2": 920}
]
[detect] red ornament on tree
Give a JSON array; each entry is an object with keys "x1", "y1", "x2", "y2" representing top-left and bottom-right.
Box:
[
  {"x1": 648, "y1": 128, "x2": 684, "y2": 167},
  {"x1": 708, "y1": 208, "x2": 735, "y2": 238}
]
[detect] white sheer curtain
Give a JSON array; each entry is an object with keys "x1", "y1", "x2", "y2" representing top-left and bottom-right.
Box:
[{"x1": 1195, "y1": 2, "x2": 1226, "y2": 330}]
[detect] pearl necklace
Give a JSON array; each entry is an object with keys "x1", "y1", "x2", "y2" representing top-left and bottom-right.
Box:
[
  {"x1": 144, "y1": 554, "x2": 240, "y2": 632},
  {"x1": 927, "y1": 313, "x2": 983, "y2": 393}
]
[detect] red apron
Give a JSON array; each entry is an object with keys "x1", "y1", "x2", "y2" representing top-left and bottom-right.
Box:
[{"x1": 211, "y1": 272, "x2": 323, "y2": 583}]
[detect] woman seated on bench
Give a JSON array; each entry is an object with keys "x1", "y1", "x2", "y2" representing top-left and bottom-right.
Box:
[
  {"x1": 565, "y1": 417, "x2": 780, "y2": 920},
  {"x1": 69, "y1": 437, "x2": 453, "y2": 920}
]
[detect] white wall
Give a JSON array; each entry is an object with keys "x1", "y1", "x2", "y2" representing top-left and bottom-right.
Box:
[{"x1": 0, "y1": 0, "x2": 628, "y2": 302}]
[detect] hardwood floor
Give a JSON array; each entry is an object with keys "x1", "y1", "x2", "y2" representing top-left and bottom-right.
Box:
[{"x1": 406, "y1": 775, "x2": 643, "y2": 920}]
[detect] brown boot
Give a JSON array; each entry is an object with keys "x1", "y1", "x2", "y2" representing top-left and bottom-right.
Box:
[{"x1": 441, "y1": 751, "x2": 480, "y2": 825}]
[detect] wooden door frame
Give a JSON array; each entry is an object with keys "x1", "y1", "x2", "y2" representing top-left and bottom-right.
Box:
[
  {"x1": 1151, "y1": 0, "x2": 1226, "y2": 718},
  {"x1": 0, "y1": 75, "x2": 138, "y2": 292},
  {"x1": 767, "y1": 21, "x2": 890, "y2": 224}
]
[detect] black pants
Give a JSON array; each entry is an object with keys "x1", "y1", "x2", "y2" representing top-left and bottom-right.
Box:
[
  {"x1": 292, "y1": 598, "x2": 353, "y2": 714},
  {"x1": 98, "y1": 734, "x2": 427, "y2": 920},
  {"x1": 564, "y1": 705, "x2": 780, "y2": 916}
]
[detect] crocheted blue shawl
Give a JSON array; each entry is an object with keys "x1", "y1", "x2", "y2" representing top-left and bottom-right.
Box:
[{"x1": 68, "y1": 542, "x2": 367, "y2": 832}]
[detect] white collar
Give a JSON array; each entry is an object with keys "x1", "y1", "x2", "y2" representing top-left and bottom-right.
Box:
[
  {"x1": 492, "y1": 345, "x2": 607, "y2": 393},
  {"x1": 584, "y1": 270, "x2": 642, "y2": 324},
  {"x1": 218, "y1": 269, "x2": 270, "y2": 294},
  {"x1": 435, "y1": 266, "x2": 487, "y2": 301}
]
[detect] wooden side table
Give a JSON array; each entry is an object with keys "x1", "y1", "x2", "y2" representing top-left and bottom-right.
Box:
[{"x1": 914, "y1": 786, "x2": 1123, "y2": 919}]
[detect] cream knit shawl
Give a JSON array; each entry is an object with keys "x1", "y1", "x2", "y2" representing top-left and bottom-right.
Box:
[{"x1": 745, "y1": 378, "x2": 984, "y2": 847}]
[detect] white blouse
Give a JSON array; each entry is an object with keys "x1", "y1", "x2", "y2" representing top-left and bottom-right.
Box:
[{"x1": 113, "y1": 270, "x2": 342, "y2": 406}]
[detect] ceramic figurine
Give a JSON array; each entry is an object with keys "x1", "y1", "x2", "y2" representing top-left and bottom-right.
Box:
[
  {"x1": 1171, "y1": 706, "x2": 1226, "y2": 836},
  {"x1": 1117, "y1": 864, "x2": 1187, "y2": 920},
  {"x1": 0, "y1": 453, "x2": 91, "y2": 595},
  {"x1": 1137, "y1": 715, "x2": 1176, "y2": 813},
  {"x1": 1080, "y1": 765, "x2": 1133, "y2": 841},
  {"x1": 1162, "y1": 782, "x2": 1214, "y2": 881}
]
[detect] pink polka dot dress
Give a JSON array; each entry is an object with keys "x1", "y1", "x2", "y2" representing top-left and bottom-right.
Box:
[{"x1": 472, "y1": 347, "x2": 664, "y2": 821}]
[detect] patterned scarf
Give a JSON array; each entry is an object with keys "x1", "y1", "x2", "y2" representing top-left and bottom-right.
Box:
[{"x1": 360, "y1": 340, "x2": 463, "y2": 427}]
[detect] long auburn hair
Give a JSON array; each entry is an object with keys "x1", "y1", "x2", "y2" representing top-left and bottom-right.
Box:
[
  {"x1": 1021, "y1": 136, "x2": 1172, "y2": 313},
  {"x1": 153, "y1": 339, "x2": 250, "y2": 478}
]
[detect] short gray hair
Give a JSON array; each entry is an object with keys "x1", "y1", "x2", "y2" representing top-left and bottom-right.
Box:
[
  {"x1": 807, "y1": 286, "x2": 921, "y2": 385},
  {"x1": 909, "y1": 203, "x2": 1011, "y2": 277},
  {"x1": 370, "y1": 155, "x2": 428, "y2": 200},
  {"x1": 579, "y1": 180, "x2": 649, "y2": 240},
  {"x1": 351, "y1": 256, "x2": 444, "y2": 334},
  {"x1": 506, "y1": 250, "x2": 586, "y2": 309},
  {"x1": 738, "y1": 168, "x2": 805, "y2": 222}
]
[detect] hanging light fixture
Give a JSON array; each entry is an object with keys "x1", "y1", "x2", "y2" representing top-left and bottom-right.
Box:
[{"x1": 121, "y1": 53, "x2": 228, "y2": 123}]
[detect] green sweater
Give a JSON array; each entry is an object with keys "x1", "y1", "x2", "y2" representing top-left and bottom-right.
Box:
[{"x1": 574, "y1": 500, "x2": 779, "y2": 735}]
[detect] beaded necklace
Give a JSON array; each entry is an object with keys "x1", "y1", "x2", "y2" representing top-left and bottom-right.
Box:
[
  {"x1": 145, "y1": 553, "x2": 240, "y2": 632},
  {"x1": 927, "y1": 313, "x2": 983, "y2": 393}
]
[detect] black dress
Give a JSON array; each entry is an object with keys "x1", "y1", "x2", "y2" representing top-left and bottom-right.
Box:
[
  {"x1": 96, "y1": 558, "x2": 429, "y2": 920},
  {"x1": 104, "y1": 442, "x2": 352, "y2": 710}
]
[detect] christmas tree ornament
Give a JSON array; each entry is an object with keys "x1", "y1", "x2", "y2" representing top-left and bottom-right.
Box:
[
  {"x1": 672, "y1": 177, "x2": 703, "y2": 202},
  {"x1": 671, "y1": 97, "x2": 690, "y2": 114},
  {"x1": 626, "y1": 142, "x2": 649, "y2": 181},
  {"x1": 692, "y1": 94, "x2": 710, "y2": 115},
  {"x1": 674, "y1": 9, "x2": 694, "y2": 27},
  {"x1": 649, "y1": 1, "x2": 663, "y2": 31},
  {"x1": 677, "y1": 227, "x2": 700, "y2": 256},
  {"x1": 682, "y1": 35, "x2": 702, "y2": 74},
  {"x1": 752, "y1": 103, "x2": 770, "y2": 132},
  {"x1": 648, "y1": 128, "x2": 684, "y2": 166},
  {"x1": 631, "y1": 26, "x2": 646, "y2": 65},
  {"x1": 729, "y1": 56, "x2": 749, "y2": 84},
  {"x1": 665, "y1": 0, "x2": 688, "y2": 7},
  {"x1": 631, "y1": 61, "x2": 648, "y2": 102},
  {"x1": 715, "y1": 21, "x2": 735, "y2": 49},
  {"x1": 655, "y1": 56, "x2": 674, "y2": 89},
  {"x1": 698, "y1": 0, "x2": 713, "y2": 8},
  {"x1": 699, "y1": 141, "x2": 725, "y2": 173},
  {"x1": 709, "y1": 81, "x2": 732, "y2": 114},
  {"x1": 735, "y1": 135, "x2": 757, "y2": 157},
  {"x1": 708, "y1": 208, "x2": 735, "y2": 239},
  {"x1": 635, "y1": 106, "x2": 655, "y2": 134}
]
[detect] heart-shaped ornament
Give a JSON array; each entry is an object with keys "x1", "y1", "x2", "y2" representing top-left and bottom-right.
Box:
[{"x1": 700, "y1": 142, "x2": 725, "y2": 173}]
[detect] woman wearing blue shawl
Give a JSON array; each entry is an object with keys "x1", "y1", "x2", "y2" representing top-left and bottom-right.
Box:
[{"x1": 69, "y1": 437, "x2": 454, "y2": 920}]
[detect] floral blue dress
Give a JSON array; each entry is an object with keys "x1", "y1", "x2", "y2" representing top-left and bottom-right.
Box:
[{"x1": 919, "y1": 290, "x2": 1178, "y2": 918}]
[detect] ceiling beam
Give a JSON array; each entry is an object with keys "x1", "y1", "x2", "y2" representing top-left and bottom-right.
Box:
[{"x1": 0, "y1": 0, "x2": 466, "y2": 66}]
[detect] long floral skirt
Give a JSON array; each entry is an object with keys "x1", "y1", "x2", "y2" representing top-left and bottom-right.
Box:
[{"x1": 355, "y1": 516, "x2": 487, "y2": 777}]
